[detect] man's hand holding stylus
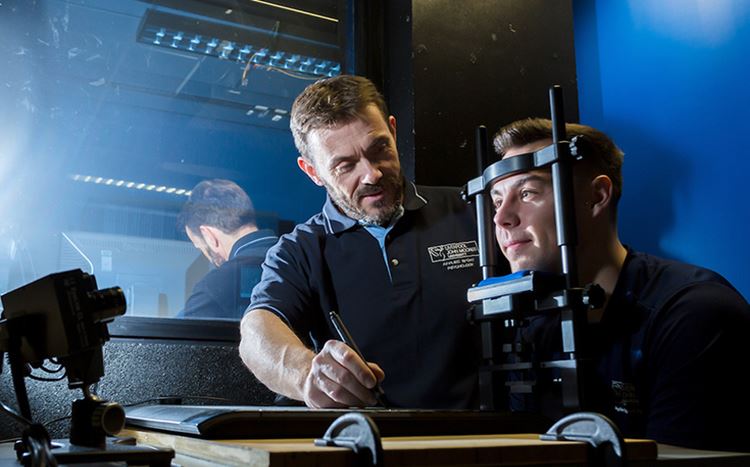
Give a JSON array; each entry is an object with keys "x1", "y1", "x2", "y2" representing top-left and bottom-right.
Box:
[{"x1": 302, "y1": 339, "x2": 385, "y2": 408}]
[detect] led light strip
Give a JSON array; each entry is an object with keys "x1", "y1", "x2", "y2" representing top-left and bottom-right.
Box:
[
  {"x1": 143, "y1": 26, "x2": 342, "y2": 78},
  {"x1": 70, "y1": 174, "x2": 192, "y2": 197}
]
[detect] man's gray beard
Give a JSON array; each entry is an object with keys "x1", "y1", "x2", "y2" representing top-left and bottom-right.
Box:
[
  {"x1": 360, "y1": 201, "x2": 402, "y2": 226},
  {"x1": 326, "y1": 184, "x2": 402, "y2": 226}
]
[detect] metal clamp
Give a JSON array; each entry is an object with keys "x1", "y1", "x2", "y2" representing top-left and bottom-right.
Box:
[
  {"x1": 540, "y1": 411, "x2": 626, "y2": 467},
  {"x1": 314, "y1": 412, "x2": 383, "y2": 467}
]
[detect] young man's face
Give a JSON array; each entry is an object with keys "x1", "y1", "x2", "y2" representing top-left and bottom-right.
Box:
[
  {"x1": 300, "y1": 104, "x2": 403, "y2": 226},
  {"x1": 490, "y1": 140, "x2": 561, "y2": 273}
]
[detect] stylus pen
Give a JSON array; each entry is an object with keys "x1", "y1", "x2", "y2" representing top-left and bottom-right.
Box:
[{"x1": 328, "y1": 310, "x2": 388, "y2": 408}]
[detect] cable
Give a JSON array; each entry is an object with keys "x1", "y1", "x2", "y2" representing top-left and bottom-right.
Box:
[
  {"x1": 28, "y1": 372, "x2": 67, "y2": 382},
  {"x1": 239, "y1": 19, "x2": 327, "y2": 86},
  {"x1": 38, "y1": 362, "x2": 64, "y2": 374},
  {"x1": 265, "y1": 65, "x2": 321, "y2": 80},
  {"x1": 42, "y1": 414, "x2": 71, "y2": 429},
  {"x1": 0, "y1": 399, "x2": 32, "y2": 427},
  {"x1": 243, "y1": 58, "x2": 323, "y2": 83},
  {"x1": 8, "y1": 348, "x2": 32, "y2": 420}
]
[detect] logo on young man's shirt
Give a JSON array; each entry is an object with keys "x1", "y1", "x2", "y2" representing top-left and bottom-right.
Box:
[
  {"x1": 611, "y1": 380, "x2": 641, "y2": 415},
  {"x1": 427, "y1": 241, "x2": 479, "y2": 271}
]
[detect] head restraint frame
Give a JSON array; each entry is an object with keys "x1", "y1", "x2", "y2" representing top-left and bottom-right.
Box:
[{"x1": 465, "y1": 137, "x2": 585, "y2": 198}]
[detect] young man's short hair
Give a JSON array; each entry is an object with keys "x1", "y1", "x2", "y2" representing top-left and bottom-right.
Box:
[
  {"x1": 178, "y1": 179, "x2": 256, "y2": 234},
  {"x1": 290, "y1": 75, "x2": 389, "y2": 162},
  {"x1": 493, "y1": 118, "x2": 625, "y2": 206}
]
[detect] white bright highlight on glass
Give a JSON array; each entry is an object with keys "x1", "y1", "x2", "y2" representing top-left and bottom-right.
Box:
[{"x1": 69, "y1": 174, "x2": 191, "y2": 197}]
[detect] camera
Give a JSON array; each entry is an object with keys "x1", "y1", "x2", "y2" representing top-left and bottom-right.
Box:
[{"x1": 1, "y1": 269, "x2": 126, "y2": 390}]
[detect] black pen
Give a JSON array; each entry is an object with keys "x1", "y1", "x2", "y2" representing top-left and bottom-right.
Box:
[{"x1": 328, "y1": 310, "x2": 387, "y2": 408}]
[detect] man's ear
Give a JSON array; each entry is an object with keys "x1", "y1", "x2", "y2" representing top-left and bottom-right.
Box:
[
  {"x1": 297, "y1": 156, "x2": 324, "y2": 186},
  {"x1": 590, "y1": 175, "x2": 614, "y2": 218},
  {"x1": 388, "y1": 115, "x2": 397, "y2": 139},
  {"x1": 198, "y1": 225, "x2": 221, "y2": 250}
]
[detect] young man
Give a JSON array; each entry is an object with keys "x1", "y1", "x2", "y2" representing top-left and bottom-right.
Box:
[
  {"x1": 178, "y1": 179, "x2": 277, "y2": 320},
  {"x1": 240, "y1": 76, "x2": 483, "y2": 409},
  {"x1": 490, "y1": 118, "x2": 750, "y2": 450}
]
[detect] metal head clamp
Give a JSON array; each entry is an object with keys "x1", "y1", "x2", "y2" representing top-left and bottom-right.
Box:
[{"x1": 466, "y1": 136, "x2": 586, "y2": 197}]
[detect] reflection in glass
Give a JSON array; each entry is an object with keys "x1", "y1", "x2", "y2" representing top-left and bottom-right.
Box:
[{"x1": 0, "y1": 0, "x2": 350, "y2": 320}]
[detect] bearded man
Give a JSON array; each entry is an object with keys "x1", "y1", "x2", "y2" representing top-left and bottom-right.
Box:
[{"x1": 240, "y1": 76, "x2": 483, "y2": 409}]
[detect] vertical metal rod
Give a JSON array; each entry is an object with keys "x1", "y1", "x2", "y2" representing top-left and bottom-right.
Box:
[
  {"x1": 549, "y1": 86, "x2": 579, "y2": 289},
  {"x1": 8, "y1": 348, "x2": 33, "y2": 421},
  {"x1": 550, "y1": 85, "x2": 585, "y2": 411},
  {"x1": 475, "y1": 126, "x2": 496, "y2": 280}
]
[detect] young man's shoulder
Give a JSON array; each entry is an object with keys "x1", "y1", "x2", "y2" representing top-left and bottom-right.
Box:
[{"x1": 625, "y1": 249, "x2": 747, "y2": 314}]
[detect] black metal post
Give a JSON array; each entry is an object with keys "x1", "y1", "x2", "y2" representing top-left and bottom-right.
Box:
[
  {"x1": 474, "y1": 125, "x2": 496, "y2": 280},
  {"x1": 549, "y1": 85, "x2": 579, "y2": 289}
]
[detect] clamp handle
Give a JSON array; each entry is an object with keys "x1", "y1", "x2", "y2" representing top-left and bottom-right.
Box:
[
  {"x1": 315, "y1": 412, "x2": 383, "y2": 467},
  {"x1": 541, "y1": 411, "x2": 627, "y2": 467}
]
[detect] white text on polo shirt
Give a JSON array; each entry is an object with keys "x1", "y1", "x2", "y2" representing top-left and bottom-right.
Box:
[{"x1": 427, "y1": 241, "x2": 479, "y2": 270}]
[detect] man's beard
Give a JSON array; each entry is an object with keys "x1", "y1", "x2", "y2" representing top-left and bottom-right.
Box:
[
  {"x1": 207, "y1": 249, "x2": 226, "y2": 268},
  {"x1": 325, "y1": 175, "x2": 404, "y2": 226}
]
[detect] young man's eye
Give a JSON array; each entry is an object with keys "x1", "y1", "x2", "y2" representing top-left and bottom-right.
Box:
[{"x1": 520, "y1": 189, "x2": 536, "y2": 199}]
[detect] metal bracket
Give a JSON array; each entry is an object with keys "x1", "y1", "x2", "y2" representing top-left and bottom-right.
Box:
[
  {"x1": 314, "y1": 412, "x2": 383, "y2": 467},
  {"x1": 540, "y1": 411, "x2": 626, "y2": 467}
]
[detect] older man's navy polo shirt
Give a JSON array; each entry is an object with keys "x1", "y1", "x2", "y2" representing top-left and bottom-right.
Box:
[{"x1": 249, "y1": 182, "x2": 483, "y2": 409}]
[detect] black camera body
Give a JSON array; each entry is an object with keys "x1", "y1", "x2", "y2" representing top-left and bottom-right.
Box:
[{"x1": 1, "y1": 269, "x2": 126, "y2": 389}]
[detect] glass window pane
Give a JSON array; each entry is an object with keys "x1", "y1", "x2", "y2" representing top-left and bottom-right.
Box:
[{"x1": 0, "y1": 0, "x2": 350, "y2": 321}]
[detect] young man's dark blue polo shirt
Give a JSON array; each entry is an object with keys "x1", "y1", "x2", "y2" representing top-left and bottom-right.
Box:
[
  {"x1": 180, "y1": 229, "x2": 277, "y2": 320},
  {"x1": 249, "y1": 182, "x2": 483, "y2": 409},
  {"x1": 516, "y1": 248, "x2": 750, "y2": 451}
]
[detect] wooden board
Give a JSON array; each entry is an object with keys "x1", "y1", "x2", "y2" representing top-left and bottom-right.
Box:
[{"x1": 121, "y1": 429, "x2": 657, "y2": 467}]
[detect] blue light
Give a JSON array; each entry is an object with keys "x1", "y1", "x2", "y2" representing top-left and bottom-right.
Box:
[
  {"x1": 171, "y1": 32, "x2": 183, "y2": 48},
  {"x1": 220, "y1": 41, "x2": 235, "y2": 59},
  {"x1": 153, "y1": 28, "x2": 165, "y2": 45},
  {"x1": 188, "y1": 35, "x2": 201, "y2": 52},
  {"x1": 142, "y1": 25, "x2": 341, "y2": 78}
]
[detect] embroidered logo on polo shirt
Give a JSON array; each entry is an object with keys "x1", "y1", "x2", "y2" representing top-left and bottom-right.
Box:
[
  {"x1": 611, "y1": 380, "x2": 641, "y2": 415},
  {"x1": 427, "y1": 241, "x2": 479, "y2": 270}
]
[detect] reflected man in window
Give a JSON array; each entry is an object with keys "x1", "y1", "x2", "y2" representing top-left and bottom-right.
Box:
[{"x1": 178, "y1": 179, "x2": 278, "y2": 320}]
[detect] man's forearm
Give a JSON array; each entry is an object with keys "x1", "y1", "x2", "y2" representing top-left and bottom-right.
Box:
[{"x1": 239, "y1": 309, "x2": 314, "y2": 401}]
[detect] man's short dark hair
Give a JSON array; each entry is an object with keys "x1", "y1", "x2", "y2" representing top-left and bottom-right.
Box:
[
  {"x1": 290, "y1": 75, "x2": 389, "y2": 162},
  {"x1": 178, "y1": 179, "x2": 256, "y2": 234},
  {"x1": 493, "y1": 118, "x2": 625, "y2": 206}
]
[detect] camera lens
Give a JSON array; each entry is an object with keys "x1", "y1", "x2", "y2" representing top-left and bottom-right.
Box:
[{"x1": 86, "y1": 287, "x2": 127, "y2": 323}]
